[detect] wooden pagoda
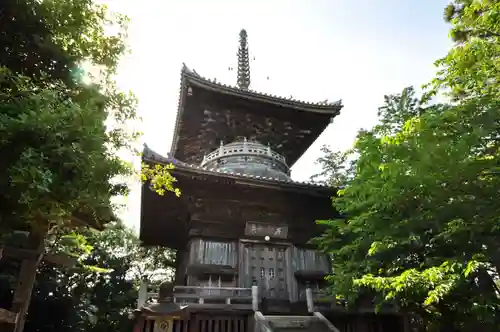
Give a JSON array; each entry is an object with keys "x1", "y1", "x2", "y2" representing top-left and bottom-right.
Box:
[{"x1": 135, "y1": 29, "x2": 408, "y2": 332}]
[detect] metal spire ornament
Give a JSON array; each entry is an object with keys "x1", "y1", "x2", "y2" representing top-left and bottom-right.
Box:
[{"x1": 236, "y1": 29, "x2": 251, "y2": 90}]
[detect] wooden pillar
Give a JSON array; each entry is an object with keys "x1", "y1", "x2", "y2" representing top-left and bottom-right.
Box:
[
  {"x1": 251, "y1": 285, "x2": 259, "y2": 311},
  {"x1": 402, "y1": 313, "x2": 411, "y2": 332},
  {"x1": 134, "y1": 316, "x2": 146, "y2": 332},
  {"x1": 246, "y1": 313, "x2": 255, "y2": 332},
  {"x1": 305, "y1": 284, "x2": 314, "y2": 313},
  {"x1": 188, "y1": 313, "x2": 197, "y2": 332},
  {"x1": 138, "y1": 279, "x2": 149, "y2": 309}
]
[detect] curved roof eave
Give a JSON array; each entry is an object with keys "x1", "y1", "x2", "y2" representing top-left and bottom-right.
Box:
[
  {"x1": 182, "y1": 64, "x2": 343, "y2": 114},
  {"x1": 142, "y1": 144, "x2": 335, "y2": 192}
]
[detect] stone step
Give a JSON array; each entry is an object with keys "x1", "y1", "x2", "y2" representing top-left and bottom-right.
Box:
[{"x1": 264, "y1": 315, "x2": 333, "y2": 332}]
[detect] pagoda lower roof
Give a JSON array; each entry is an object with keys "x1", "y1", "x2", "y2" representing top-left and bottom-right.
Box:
[
  {"x1": 143, "y1": 144, "x2": 331, "y2": 190},
  {"x1": 169, "y1": 65, "x2": 343, "y2": 166},
  {"x1": 140, "y1": 145, "x2": 337, "y2": 247}
]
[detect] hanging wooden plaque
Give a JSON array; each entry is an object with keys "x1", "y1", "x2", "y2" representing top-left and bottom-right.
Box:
[{"x1": 244, "y1": 222, "x2": 288, "y2": 239}]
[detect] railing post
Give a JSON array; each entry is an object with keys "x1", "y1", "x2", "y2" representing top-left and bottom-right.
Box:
[
  {"x1": 252, "y1": 285, "x2": 259, "y2": 311},
  {"x1": 219, "y1": 141, "x2": 224, "y2": 155},
  {"x1": 243, "y1": 137, "x2": 248, "y2": 152},
  {"x1": 306, "y1": 284, "x2": 314, "y2": 313},
  {"x1": 137, "y1": 278, "x2": 148, "y2": 309}
]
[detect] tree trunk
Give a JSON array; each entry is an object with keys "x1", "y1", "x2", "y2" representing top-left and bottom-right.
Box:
[{"x1": 5, "y1": 224, "x2": 47, "y2": 332}]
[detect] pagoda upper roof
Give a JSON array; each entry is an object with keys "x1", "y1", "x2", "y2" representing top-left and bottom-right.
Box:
[
  {"x1": 180, "y1": 64, "x2": 342, "y2": 113},
  {"x1": 169, "y1": 65, "x2": 343, "y2": 166}
]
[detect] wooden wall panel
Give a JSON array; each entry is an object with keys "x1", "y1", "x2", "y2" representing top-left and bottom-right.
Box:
[
  {"x1": 188, "y1": 239, "x2": 237, "y2": 267},
  {"x1": 194, "y1": 315, "x2": 247, "y2": 332}
]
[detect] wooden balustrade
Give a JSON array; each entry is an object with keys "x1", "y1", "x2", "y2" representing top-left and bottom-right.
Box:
[
  {"x1": 139, "y1": 315, "x2": 249, "y2": 332},
  {"x1": 173, "y1": 286, "x2": 253, "y2": 305},
  {"x1": 142, "y1": 283, "x2": 336, "y2": 310}
]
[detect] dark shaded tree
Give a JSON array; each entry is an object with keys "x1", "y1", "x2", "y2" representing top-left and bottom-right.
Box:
[{"x1": 1, "y1": 222, "x2": 175, "y2": 332}]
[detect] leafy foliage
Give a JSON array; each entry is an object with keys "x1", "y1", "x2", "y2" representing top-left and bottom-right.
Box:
[
  {"x1": 0, "y1": 0, "x2": 179, "y2": 330},
  {"x1": 0, "y1": 223, "x2": 174, "y2": 332},
  {"x1": 0, "y1": 0, "x2": 179, "y2": 232},
  {"x1": 1, "y1": 0, "x2": 129, "y2": 231},
  {"x1": 433, "y1": 0, "x2": 500, "y2": 100},
  {"x1": 315, "y1": 1, "x2": 500, "y2": 330},
  {"x1": 310, "y1": 145, "x2": 352, "y2": 187},
  {"x1": 0, "y1": 68, "x2": 129, "y2": 230},
  {"x1": 317, "y1": 89, "x2": 500, "y2": 330},
  {"x1": 142, "y1": 162, "x2": 181, "y2": 197}
]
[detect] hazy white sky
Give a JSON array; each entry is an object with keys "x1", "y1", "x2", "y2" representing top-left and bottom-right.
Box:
[{"x1": 104, "y1": 0, "x2": 453, "y2": 230}]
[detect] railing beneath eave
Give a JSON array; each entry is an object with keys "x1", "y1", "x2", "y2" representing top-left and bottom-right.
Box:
[
  {"x1": 139, "y1": 284, "x2": 259, "y2": 309},
  {"x1": 201, "y1": 141, "x2": 288, "y2": 166},
  {"x1": 173, "y1": 286, "x2": 254, "y2": 305}
]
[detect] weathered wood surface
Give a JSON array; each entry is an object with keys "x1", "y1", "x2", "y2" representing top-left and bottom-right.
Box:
[
  {"x1": 0, "y1": 240, "x2": 76, "y2": 331},
  {"x1": 141, "y1": 314, "x2": 249, "y2": 332},
  {"x1": 192, "y1": 314, "x2": 248, "y2": 332},
  {"x1": 244, "y1": 222, "x2": 288, "y2": 239},
  {"x1": 0, "y1": 247, "x2": 37, "y2": 260},
  {"x1": 173, "y1": 286, "x2": 252, "y2": 306},
  {"x1": 11, "y1": 226, "x2": 46, "y2": 332},
  {"x1": 0, "y1": 308, "x2": 18, "y2": 324},
  {"x1": 43, "y1": 253, "x2": 77, "y2": 267},
  {"x1": 0, "y1": 246, "x2": 76, "y2": 267},
  {"x1": 0, "y1": 225, "x2": 49, "y2": 332}
]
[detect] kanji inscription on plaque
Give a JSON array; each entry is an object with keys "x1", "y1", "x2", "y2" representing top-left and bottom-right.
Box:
[{"x1": 244, "y1": 222, "x2": 288, "y2": 239}]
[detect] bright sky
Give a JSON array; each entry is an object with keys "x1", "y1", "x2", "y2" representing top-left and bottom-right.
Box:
[{"x1": 105, "y1": 0, "x2": 453, "y2": 230}]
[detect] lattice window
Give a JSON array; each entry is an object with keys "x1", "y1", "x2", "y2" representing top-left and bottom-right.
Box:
[
  {"x1": 269, "y1": 268, "x2": 275, "y2": 280},
  {"x1": 201, "y1": 241, "x2": 236, "y2": 266}
]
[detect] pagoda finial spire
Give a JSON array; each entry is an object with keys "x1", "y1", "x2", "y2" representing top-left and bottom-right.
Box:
[{"x1": 237, "y1": 29, "x2": 251, "y2": 90}]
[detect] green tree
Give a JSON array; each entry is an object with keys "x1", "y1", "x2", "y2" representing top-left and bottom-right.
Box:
[
  {"x1": 65, "y1": 223, "x2": 175, "y2": 332},
  {"x1": 315, "y1": 1, "x2": 500, "y2": 330},
  {"x1": 0, "y1": 1, "x2": 177, "y2": 331},
  {"x1": 0, "y1": 0, "x2": 178, "y2": 232},
  {"x1": 310, "y1": 145, "x2": 352, "y2": 187},
  {"x1": 432, "y1": 0, "x2": 500, "y2": 100},
  {"x1": 311, "y1": 86, "x2": 420, "y2": 187},
  {"x1": 0, "y1": 222, "x2": 175, "y2": 332}
]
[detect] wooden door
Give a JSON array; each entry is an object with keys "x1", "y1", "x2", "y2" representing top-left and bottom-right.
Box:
[{"x1": 242, "y1": 243, "x2": 288, "y2": 300}]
